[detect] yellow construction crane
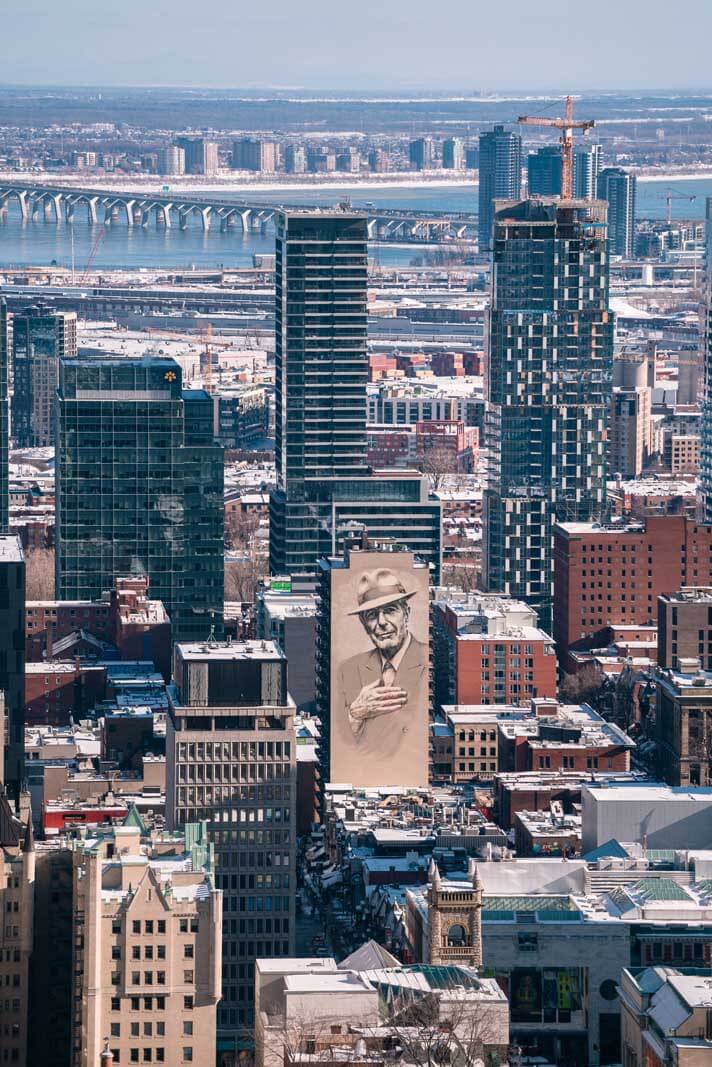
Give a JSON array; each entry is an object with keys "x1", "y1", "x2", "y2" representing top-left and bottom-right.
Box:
[{"x1": 518, "y1": 95, "x2": 595, "y2": 200}]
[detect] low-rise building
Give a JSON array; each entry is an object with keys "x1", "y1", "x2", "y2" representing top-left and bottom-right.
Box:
[
  {"x1": 433, "y1": 593, "x2": 556, "y2": 710},
  {"x1": 255, "y1": 953, "x2": 509, "y2": 1067},
  {"x1": 619, "y1": 967, "x2": 712, "y2": 1067},
  {"x1": 656, "y1": 661, "x2": 712, "y2": 787}
]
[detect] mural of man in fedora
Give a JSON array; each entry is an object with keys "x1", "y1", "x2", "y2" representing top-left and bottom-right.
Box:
[{"x1": 331, "y1": 565, "x2": 428, "y2": 786}]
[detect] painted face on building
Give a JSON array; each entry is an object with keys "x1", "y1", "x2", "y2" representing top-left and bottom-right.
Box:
[{"x1": 359, "y1": 599, "x2": 410, "y2": 659}]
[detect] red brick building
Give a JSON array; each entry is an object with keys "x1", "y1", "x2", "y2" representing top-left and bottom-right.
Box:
[
  {"x1": 25, "y1": 576, "x2": 171, "y2": 678},
  {"x1": 553, "y1": 516, "x2": 712, "y2": 661},
  {"x1": 433, "y1": 593, "x2": 557, "y2": 709},
  {"x1": 498, "y1": 703, "x2": 634, "y2": 774},
  {"x1": 25, "y1": 661, "x2": 107, "y2": 725}
]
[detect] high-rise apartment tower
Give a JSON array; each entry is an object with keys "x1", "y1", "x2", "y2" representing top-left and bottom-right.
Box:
[
  {"x1": 484, "y1": 198, "x2": 614, "y2": 632},
  {"x1": 478, "y1": 125, "x2": 522, "y2": 252}
]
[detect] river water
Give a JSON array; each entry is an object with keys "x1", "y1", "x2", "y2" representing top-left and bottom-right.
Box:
[{"x1": 0, "y1": 176, "x2": 709, "y2": 272}]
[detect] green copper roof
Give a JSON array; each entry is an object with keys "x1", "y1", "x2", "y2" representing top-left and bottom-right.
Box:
[{"x1": 123, "y1": 804, "x2": 147, "y2": 835}]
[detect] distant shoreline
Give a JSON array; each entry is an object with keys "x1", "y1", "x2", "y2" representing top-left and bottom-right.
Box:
[{"x1": 1, "y1": 167, "x2": 712, "y2": 197}]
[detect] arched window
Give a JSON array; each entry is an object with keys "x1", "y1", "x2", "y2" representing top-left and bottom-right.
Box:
[{"x1": 447, "y1": 923, "x2": 467, "y2": 946}]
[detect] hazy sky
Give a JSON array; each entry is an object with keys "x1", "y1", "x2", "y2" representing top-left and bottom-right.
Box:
[{"x1": 2, "y1": 0, "x2": 711, "y2": 90}]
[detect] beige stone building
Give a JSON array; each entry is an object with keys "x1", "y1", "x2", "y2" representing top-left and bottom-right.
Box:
[
  {"x1": 610, "y1": 387, "x2": 652, "y2": 478},
  {"x1": 619, "y1": 966, "x2": 712, "y2": 1067},
  {"x1": 71, "y1": 813, "x2": 222, "y2": 1067},
  {"x1": 0, "y1": 792, "x2": 34, "y2": 1066}
]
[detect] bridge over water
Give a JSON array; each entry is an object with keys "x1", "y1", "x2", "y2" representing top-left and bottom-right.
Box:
[{"x1": 0, "y1": 181, "x2": 478, "y2": 243}]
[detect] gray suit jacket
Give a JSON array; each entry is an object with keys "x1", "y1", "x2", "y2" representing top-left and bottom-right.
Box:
[{"x1": 331, "y1": 636, "x2": 428, "y2": 787}]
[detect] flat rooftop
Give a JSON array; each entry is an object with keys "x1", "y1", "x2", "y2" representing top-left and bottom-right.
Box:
[
  {"x1": 0, "y1": 534, "x2": 23, "y2": 562},
  {"x1": 176, "y1": 639, "x2": 285, "y2": 662}
]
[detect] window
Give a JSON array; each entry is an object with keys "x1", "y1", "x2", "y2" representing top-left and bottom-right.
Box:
[
  {"x1": 131, "y1": 1050, "x2": 139, "y2": 1063},
  {"x1": 145, "y1": 921, "x2": 154, "y2": 935},
  {"x1": 132, "y1": 946, "x2": 141, "y2": 960},
  {"x1": 157, "y1": 920, "x2": 166, "y2": 934},
  {"x1": 110, "y1": 1024, "x2": 120, "y2": 1038},
  {"x1": 111, "y1": 998, "x2": 121, "y2": 1012},
  {"x1": 183, "y1": 1022, "x2": 193, "y2": 1036},
  {"x1": 183, "y1": 970, "x2": 194, "y2": 983},
  {"x1": 132, "y1": 921, "x2": 141, "y2": 934},
  {"x1": 179, "y1": 919, "x2": 188, "y2": 933},
  {"x1": 156, "y1": 1053, "x2": 165, "y2": 1064},
  {"x1": 184, "y1": 996, "x2": 194, "y2": 1010},
  {"x1": 143, "y1": 1052, "x2": 152, "y2": 1063},
  {"x1": 131, "y1": 1024, "x2": 140, "y2": 1038},
  {"x1": 184, "y1": 944, "x2": 194, "y2": 959},
  {"x1": 183, "y1": 1051, "x2": 193, "y2": 1063}
]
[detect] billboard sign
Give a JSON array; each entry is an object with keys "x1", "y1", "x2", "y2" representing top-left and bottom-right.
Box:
[{"x1": 329, "y1": 551, "x2": 429, "y2": 788}]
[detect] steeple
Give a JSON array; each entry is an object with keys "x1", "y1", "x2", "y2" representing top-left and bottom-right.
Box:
[
  {"x1": 22, "y1": 818, "x2": 34, "y2": 854},
  {"x1": 428, "y1": 857, "x2": 441, "y2": 891},
  {"x1": 468, "y1": 855, "x2": 482, "y2": 891}
]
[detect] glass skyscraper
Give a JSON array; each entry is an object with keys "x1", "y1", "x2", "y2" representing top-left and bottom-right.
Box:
[
  {"x1": 12, "y1": 305, "x2": 77, "y2": 448},
  {"x1": 0, "y1": 299, "x2": 8, "y2": 533},
  {"x1": 478, "y1": 125, "x2": 522, "y2": 252},
  {"x1": 269, "y1": 210, "x2": 441, "y2": 579},
  {"x1": 484, "y1": 198, "x2": 614, "y2": 632},
  {"x1": 527, "y1": 146, "x2": 563, "y2": 197},
  {"x1": 56, "y1": 356, "x2": 224, "y2": 641}
]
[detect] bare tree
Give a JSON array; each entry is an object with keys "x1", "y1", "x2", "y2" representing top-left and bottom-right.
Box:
[
  {"x1": 225, "y1": 556, "x2": 265, "y2": 604},
  {"x1": 385, "y1": 990, "x2": 509, "y2": 1067},
  {"x1": 225, "y1": 508, "x2": 262, "y2": 551},
  {"x1": 441, "y1": 560, "x2": 481, "y2": 594},
  {"x1": 420, "y1": 444, "x2": 461, "y2": 494},
  {"x1": 559, "y1": 662, "x2": 605, "y2": 707},
  {"x1": 24, "y1": 548, "x2": 55, "y2": 600}
]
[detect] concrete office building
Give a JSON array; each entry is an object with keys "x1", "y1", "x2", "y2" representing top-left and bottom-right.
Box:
[
  {"x1": 257, "y1": 588, "x2": 318, "y2": 713},
  {"x1": 409, "y1": 137, "x2": 434, "y2": 170},
  {"x1": 573, "y1": 144, "x2": 601, "y2": 200},
  {"x1": 527, "y1": 145, "x2": 562, "y2": 196},
  {"x1": 157, "y1": 145, "x2": 185, "y2": 175},
  {"x1": 658, "y1": 588, "x2": 712, "y2": 672},
  {"x1": 12, "y1": 305, "x2": 77, "y2": 448},
  {"x1": 177, "y1": 137, "x2": 219, "y2": 176},
  {"x1": 70, "y1": 816, "x2": 222, "y2": 1067},
  {"x1": 269, "y1": 211, "x2": 441, "y2": 580},
  {"x1": 610, "y1": 386, "x2": 652, "y2": 477},
  {"x1": 484, "y1": 199, "x2": 614, "y2": 634},
  {"x1": 232, "y1": 139, "x2": 277, "y2": 173},
  {"x1": 56, "y1": 357, "x2": 224, "y2": 642},
  {"x1": 597, "y1": 167, "x2": 636, "y2": 258},
  {"x1": 581, "y1": 780, "x2": 712, "y2": 853},
  {"x1": 477, "y1": 125, "x2": 522, "y2": 252},
  {"x1": 0, "y1": 298, "x2": 8, "y2": 533},
  {"x1": 0, "y1": 535, "x2": 25, "y2": 792},
  {"x1": 442, "y1": 137, "x2": 465, "y2": 170},
  {"x1": 166, "y1": 640, "x2": 297, "y2": 1044},
  {"x1": 0, "y1": 795, "x2": 34, "y2": 1067}
]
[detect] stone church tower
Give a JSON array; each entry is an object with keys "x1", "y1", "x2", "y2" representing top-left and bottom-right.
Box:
[{"x1": 427, "y1": 856, "x2": 483, "y2": 967}]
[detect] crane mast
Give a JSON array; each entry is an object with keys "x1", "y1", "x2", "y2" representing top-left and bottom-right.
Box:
[{"x1": 518, "y1": 95, "x2": 595, "y2": 199}]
